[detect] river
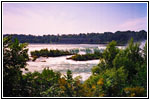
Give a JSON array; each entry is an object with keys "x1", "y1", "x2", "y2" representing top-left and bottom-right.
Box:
[{"x1": 24, "y1": 44, "x2": 126, "y2": 81}]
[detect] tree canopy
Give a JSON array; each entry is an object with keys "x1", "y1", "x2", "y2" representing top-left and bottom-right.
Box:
[{"x1": 4, "y1": 30, "x2": 147, "y2": 45}]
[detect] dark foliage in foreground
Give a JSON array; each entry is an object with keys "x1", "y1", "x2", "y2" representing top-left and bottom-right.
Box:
[
  {"x1": 3, "y1": 36, "x2": 147, "y2": 97},
  {"x1": 4, "y1": 30, "x2": 147, "y2": 45},
  {"x1": 3, "y1": 36, "x2": 29, "y2": 96}
]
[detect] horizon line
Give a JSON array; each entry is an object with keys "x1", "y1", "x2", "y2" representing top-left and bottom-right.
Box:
[{"x1": 3, "y1": 29, "x2": 147, "y2": 36}]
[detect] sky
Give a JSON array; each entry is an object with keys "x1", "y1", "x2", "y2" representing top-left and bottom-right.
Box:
[{"x1": 3, "y1": 3, "x2": 147, "y2": 35}]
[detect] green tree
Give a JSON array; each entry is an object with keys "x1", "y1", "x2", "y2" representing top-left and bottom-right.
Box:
[
  {"x1": 102, "y1": 40, "x2": 119, "y2": 68},
  {"x1": 113, "y1": 38, "x2": 143, "y2": 83},
  {"x1": 85, "y1": 39, "x2": 147, "y2": 97},
  {"x1": 3, "y1": 36, "x2": 29, "y2": 96},
  {"x1": 22, "y1": 68, "x2": 61, "y2": 97}
]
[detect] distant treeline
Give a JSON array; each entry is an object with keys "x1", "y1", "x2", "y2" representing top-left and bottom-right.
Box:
[{"x1": 4, "y1": 30, "x2": 147, "y2": 45}]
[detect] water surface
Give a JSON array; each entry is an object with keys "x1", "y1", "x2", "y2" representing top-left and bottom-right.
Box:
[{"x1": 25, "y1": 44, "x2": 125, "y2": 81}]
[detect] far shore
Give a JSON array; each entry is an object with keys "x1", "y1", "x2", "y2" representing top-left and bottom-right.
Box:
[{"x1": 27, "y1": 43, "x2": 126, "y2": 46}]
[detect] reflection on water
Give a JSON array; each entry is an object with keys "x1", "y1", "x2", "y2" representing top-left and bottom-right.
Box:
[{"x1": 25, "y1": 44, "x2": 125, "y2": 81}]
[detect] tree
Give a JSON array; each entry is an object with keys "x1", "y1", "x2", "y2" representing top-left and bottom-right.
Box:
[
  {"x1": 113, "y1": 38, "x2": 143, "y2": 83},
  {"x1": 102, "y1": 40, "x2": 119, "y2": 68},
  {"x1": 3, "y1": 36, "x2": 29, "y2": 96},
  {"x1": 85, "y1": 39, "x2": 147, "y2": 97}
]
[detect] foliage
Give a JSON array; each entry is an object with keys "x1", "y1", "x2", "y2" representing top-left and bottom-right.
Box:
[
  {"x1": 124, "y1": 87, "x2": 146, "y2": 97},
  {"x1": 31, "y1": 49, "x2": 74, "y2": 61},
  {"x1": 91, "y1": 66, "x2": 101, "y2": 75},
  {"x1": 21, "y1": 68, "x2": 61, "y2": 96},
  {"x1": 67, "y1": 52, "x2": 102, "y2": 61},
  {"x1": 3, "y1": 36, "x2": 29, "y2": 96},
  {"x1": 84, "y1": 39, "x2": 147, "y2": 97},
  {"x1": 113, "y1": 38, "x2": 144, "y2": 83},
  {"x1": 4, "y1": 30, "x2": 147, "y2": 45},
  {"x1": 22, "y1": 69, "x2": 89, "y2": 97},
  {"x1": 102, "y1": 40, "x2": 119, "y2": 68}
]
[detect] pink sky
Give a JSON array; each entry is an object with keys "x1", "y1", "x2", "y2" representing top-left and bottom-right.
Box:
[{"x1": 3, "y1": 3, "x2": 147, "y2": 35}]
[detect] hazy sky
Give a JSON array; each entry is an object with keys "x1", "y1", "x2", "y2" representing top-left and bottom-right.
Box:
[{"x1": 3, "y1": 3, "x2": 147, "y2": 35}]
